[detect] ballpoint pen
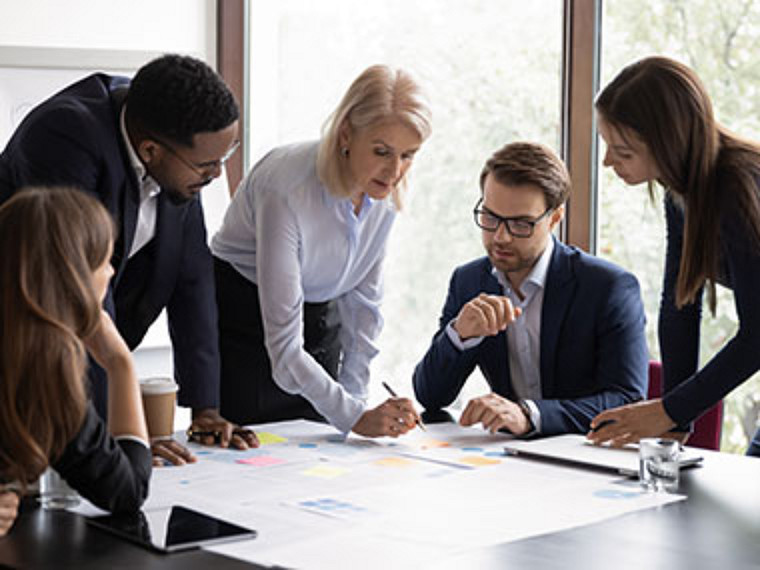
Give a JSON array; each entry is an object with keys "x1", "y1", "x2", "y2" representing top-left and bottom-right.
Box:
[{"x1": 381, "y1": 381, "x2": 426, "y2": 431}]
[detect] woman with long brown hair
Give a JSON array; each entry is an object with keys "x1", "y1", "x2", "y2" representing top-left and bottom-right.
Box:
[
  {"x1": 0, "y1": 187, "x2": 151, "y2": 535},
  {"x1": 587, "y1": 56, "x2": 760, "y2": 456}
]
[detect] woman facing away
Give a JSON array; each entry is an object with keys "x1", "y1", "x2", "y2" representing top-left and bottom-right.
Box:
[
  {"x1": 0, "y1": 187, "x2": 152, "y2": 536},
  {"x1": 588, "y1": 56, "x2": 760, "y2": 456},
  {"x1": 211, "y1": 64, "x2": 432, "y2": 437}
]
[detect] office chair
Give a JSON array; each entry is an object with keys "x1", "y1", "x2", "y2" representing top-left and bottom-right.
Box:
[{"x1": 647, "y1": 360, "x2": 723, "y2": 451}]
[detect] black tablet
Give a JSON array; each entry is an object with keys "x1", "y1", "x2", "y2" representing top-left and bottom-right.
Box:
[{"x1": 87, "y1": 505, "x2": 257, "y2": 553}]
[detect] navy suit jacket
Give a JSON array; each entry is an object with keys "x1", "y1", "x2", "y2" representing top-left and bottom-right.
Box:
[
  {"x1": 413, "y1": 237, "x2": 648, "y2": 435},
  {"x1": 0, "y1": 74, "x2": 219, "y2": 411}
]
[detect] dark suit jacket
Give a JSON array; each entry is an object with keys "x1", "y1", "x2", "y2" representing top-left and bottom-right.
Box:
[
  {"x1": 0, "y1": 73, "x2": 219, "y2": 411},
  {"x1": 413, "y1": 237, "x2": 648, "y2": 435},
  {"x1": 54, "y1": 405, "x2": 152, "y2": 514}
]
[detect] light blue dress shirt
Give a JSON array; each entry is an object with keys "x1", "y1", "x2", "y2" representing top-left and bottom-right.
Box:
[
  {"x1": 211, "y1": 142, "x2": 396, "y2": 432},
  {"x1": 445, "y1": 238, "x2": 554, "y2": 432}
]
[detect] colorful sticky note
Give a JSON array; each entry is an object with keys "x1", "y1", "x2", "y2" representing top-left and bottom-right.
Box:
[
  {"x1": 459, "y1": 455, "x2": 501, "y2": 467},
  {"x1": 374, "y1": 456, "x2": 414, "y2": 467},
  {"x1": 419, "y1": 438, "x2": 450, "y2": 449},
  {"x1": 256, "y1": 432, "x2": 288, "y2": 445},
  {"x1": 302, "y1": 465, "x2": 349, "y2": 479},
  {"x1": 236, "y1": 455, "x2": 286, "y2": 467}
]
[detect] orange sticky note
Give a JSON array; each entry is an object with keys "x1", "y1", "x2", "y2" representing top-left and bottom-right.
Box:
[
  {"x1": 459, "y1": 455, "x2": 501, "y2": 467},
  {"x1": 419, "y1": 438, "x2": 450, "y2": 449},
  {"x1": 374, "y1": 456, "x2": 414, "y2": 467}
]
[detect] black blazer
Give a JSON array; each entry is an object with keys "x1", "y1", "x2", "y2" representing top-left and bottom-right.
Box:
[
  {"x1": 0, "y1": 74, "x2": 220, "y2": 410},
  {"x1": 53, "y1": 405, "x2": 152, "y2": 513},
  {"x1": 413, "y1": 238, "x2": 649, "y2": 435}
]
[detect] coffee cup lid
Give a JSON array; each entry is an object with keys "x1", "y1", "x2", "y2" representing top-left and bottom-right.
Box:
[{"x1": 139, "y1": 377, "x2": 179, "y2": 395}]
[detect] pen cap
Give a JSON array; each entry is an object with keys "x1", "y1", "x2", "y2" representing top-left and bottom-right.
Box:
[{"x1": 139, "y1": 377, "x2": 178, "y2": 439}]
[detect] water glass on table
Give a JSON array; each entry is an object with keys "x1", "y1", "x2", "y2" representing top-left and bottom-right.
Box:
[
  {"x1": 39, "y1": 467, "x2": 80, "y2": 510},
  {"x1": 639, "y1": 437, "x2": 680, "y2": 492}
]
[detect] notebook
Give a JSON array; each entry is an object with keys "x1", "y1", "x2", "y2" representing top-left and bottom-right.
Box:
[{"x1": 503, "y1": 434, "x2": 703, "y2": 476}]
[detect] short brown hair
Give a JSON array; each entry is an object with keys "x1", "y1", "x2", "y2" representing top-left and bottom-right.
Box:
[{"x1": 480, "y1": 141, "x2": 570, "y2": 210}]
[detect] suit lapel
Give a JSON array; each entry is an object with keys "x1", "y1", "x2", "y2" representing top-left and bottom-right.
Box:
[
  {"x1": 539, "y1": 238, "x2": 576, "y2": 395},
  {"x1": 480, "y1": 261, "x2": 513, "y2": 397},
  {"x1": 147, "y1": 195, "x2": 183, "y2": 302},
  {"x1": 109, "y1": 86, "x2": 140, "y2": 279}
]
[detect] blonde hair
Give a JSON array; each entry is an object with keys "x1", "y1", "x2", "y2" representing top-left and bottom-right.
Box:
[
  {"x1": 317, "y1": 65, "x2": 432, "y2": 209},
  {"x1": 0, "y1": 187, "x2": 114, "y2": 485}
]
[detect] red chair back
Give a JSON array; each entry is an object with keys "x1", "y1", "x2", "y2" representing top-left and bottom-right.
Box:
[{"x1": 647, "y1": 361, "x2": 723, "y2": 451}]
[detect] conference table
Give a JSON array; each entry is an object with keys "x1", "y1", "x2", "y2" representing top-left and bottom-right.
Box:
[{"x1": 1, "y1": 427, "x2": 759, "y2": 570}]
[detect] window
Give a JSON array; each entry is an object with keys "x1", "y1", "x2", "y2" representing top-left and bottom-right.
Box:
[
  {"x1": 598, "y1": 0, "x2": 760, "y2": 452},
  {"x1": 248, "y1": 0, "x2": 563, "y2": 406}
]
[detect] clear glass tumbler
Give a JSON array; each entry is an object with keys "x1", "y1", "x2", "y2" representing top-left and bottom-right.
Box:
[{"x1": 639, "y1": 437, "x2": 680, "y2": 492}]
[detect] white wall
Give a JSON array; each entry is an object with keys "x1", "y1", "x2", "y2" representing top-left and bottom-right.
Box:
[
  {"x1": 0, "y1": 0, "x2": 216, "y2": 59},
  {"x1": 0, "y1": 1, "x2": 223, "y2": 396}
]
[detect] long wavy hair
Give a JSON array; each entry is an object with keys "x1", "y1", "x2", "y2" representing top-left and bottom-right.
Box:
[
  {"x1": 317, "y1": 64, "x2": 432, "y2": 210},
  {"x1": 596, "y1": 56, "x2": 760, "y2": 311},
  {"x1": 0, "y1": 187, "x2": 114, "y2": 485}
]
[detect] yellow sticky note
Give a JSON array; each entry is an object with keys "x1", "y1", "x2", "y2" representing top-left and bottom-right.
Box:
[
  {"x1": 302, "y1": 465, "x2": 349, "y2": 479},
  {"x1": 374, "y1": 456, "x2": 414, "y2": 467},
  {"x1": 256, "y1": 432, "x2": 288, "y2": 445},
  {"x1": 460, "y1": 455, "x2": 501, "y2": 466}
]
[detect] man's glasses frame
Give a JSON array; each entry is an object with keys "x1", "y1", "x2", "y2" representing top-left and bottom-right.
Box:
[
  {"x1": 473, "y1": 197, "x2": 552, "y2": 238},
  {"x1": 151, "y1": 135, "x2": 240, "y2": 178}
]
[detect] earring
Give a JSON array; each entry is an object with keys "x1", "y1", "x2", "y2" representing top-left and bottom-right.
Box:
[{"x1": 341, "y1": 146, "x2": 349, "y2": 157}]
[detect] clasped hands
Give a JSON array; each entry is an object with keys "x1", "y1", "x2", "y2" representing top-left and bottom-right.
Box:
[{"x1": 151, "y1": 408, "x2": 259, "y2": 467}]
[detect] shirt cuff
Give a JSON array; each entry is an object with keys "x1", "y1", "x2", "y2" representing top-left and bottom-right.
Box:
[
  {"x1": 445, "y1": 320, "x2": 485, "y2": 351},
  {"x1": 115, "y1": 434, "x2": 151, "y2": 450},
  {"x1": 521, "y1": 399, "x2": 542, "y2": 436}
]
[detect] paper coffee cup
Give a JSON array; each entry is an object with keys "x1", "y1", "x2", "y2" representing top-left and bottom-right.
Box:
[{"x1": 139, "y1": 377, "x2": 178, "y2": 440}]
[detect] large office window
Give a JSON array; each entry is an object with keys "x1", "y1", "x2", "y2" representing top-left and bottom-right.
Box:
[
  {"x1": 597, "y1": 0, "x2": 760, "y2": 452},
  {"x1": 247, "y1": 0, "x2": 563, "y2": 406}
]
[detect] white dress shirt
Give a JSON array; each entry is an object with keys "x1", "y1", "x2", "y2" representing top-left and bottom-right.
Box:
[
  {"x1": 120, "y1": 108, "x2": 161, "y2": 258},
  {"x1": 211, "y1": 142, "x2": 396, "y2": 432},
  {"x1": 446, "y1": 238, "x2": 554, "y2": 432}
]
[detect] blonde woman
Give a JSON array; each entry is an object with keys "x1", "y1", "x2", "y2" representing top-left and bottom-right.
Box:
[{"x1": 212, "y1": 65, "x2": 431, "y2": 437}]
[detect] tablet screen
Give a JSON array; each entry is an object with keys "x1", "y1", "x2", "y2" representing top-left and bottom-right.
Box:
[{"x1": 87, "y1": 505, "x2": 257, "y2": 552}]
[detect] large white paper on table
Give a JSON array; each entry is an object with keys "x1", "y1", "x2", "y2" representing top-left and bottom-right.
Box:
[{"x1": 75, "y1": 420, "x2": 685, "y2": 569}]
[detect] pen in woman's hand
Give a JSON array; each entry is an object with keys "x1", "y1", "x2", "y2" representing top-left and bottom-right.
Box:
[{"x1": 382, "y1": 381, "x2": 426, "y2": 432}]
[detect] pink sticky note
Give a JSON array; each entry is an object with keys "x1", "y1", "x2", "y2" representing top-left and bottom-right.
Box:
[{"x1": 236, "y1": 455, "x2": 286, "y2": 467}]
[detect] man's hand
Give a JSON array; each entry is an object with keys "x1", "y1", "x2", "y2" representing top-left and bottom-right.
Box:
[
  {"x1": 459, "y1": 392, "x2": 531, "y2": 435},
  {"x1": 0, "y1": 490, "x2": 19, "y2": 536},
  {"x1": 188, "y1": 408, "x2": 259, "y2": 450},
  {"x1": 453, "y1": 294, "x2": 521, "y2": 340}
]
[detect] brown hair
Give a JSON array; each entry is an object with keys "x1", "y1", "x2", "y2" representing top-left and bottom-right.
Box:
[
  {"x1": 317, "y1": 64, "x2": 432, "y2": 210},
  {"x1": 480, "y1": 141, "x2": 570, "y2": 210},
  {"x1": 596, "y1": 56, "x2": 760, "y2": 311},
  {"x1": 0, "y1": 187, "x2": 114, "y2": 485}
]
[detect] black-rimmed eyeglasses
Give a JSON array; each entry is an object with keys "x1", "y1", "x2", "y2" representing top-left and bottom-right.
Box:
[
  {"x1": 152, "y1": 135, "x2": 240, "y2": 178},
  {"x1": 473, "y1": 198, "x2": 552, "y2": 238}
]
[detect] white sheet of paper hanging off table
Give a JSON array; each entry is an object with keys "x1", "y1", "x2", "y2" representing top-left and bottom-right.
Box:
[{"x1": 81, "y1": 420, "x2": 686, "y2": 569}]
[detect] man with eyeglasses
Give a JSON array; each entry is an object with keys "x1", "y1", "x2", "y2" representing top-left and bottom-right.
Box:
[
  {"x1": 413, "y1": 142, "x2": 648, "y2": 436},
  {"x1": 0, "y1": 54, "x2": 259, "y2": 464}
]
